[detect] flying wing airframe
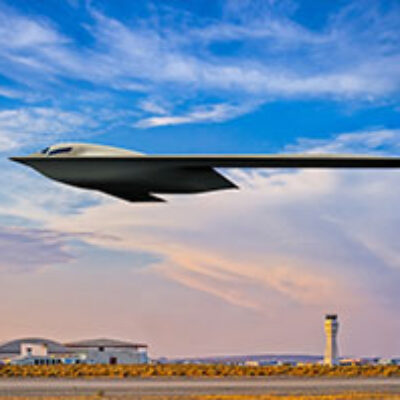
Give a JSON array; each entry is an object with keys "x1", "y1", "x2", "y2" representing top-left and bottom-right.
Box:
[{"x1": 10, "y1": 143, "x2": 400, "y2": 203}]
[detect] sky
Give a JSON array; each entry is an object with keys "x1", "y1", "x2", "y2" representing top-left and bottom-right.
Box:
[{"x1": 0, "y1": 0, "x2": 400, "y2": 358}]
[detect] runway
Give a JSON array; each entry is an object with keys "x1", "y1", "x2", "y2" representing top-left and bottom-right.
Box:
[{"x1": 0, "y1": 377, "x2": 399, "y2": 396}]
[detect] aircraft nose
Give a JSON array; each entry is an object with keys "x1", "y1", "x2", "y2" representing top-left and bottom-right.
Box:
[{"x1": 9, "y1": 157, "x2": 31, "y2": 166}]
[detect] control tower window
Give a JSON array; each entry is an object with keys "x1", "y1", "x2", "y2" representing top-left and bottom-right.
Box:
[{"x1": 48, "y1": 147, "x2": 72, "y2": 156}]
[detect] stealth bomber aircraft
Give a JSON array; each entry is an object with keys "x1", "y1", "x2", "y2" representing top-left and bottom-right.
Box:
[{"x1": 10, "y1": 143, "x2": 400, "y2": 203}]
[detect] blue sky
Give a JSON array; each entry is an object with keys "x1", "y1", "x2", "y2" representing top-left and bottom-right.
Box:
[
  {"x1": 1, "y1": 0, "x2": 400, "y2": 357},
  {"x1": 1, "y1": 0, "x2": 399, "y2": 154}
]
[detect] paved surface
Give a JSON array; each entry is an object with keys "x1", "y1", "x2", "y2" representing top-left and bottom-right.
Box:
[{"x1": 0, "y1": 377, "x2": 399, "y2": 396}]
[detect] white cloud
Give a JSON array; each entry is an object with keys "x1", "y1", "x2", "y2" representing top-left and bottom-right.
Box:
[
  {"x1": 138, "y1": 100, "x2": 169, "y2": 116},
  {"x1": 0, "y1": 226, "x2": 74, "y2": 273},
  {"x1": 84, "y1": 9, "x2": 399, "y2": 99},
  {"x1": 80, "y1": 5, "x2": 400, "y2": 101},
  {"x1": 0, "y1": 107, "x2": 99, "y2": 151},
  {"x1": 285, "y1": 129, "x2": 400, "y2": 155},
  {"x1": 135, "y1": 103, "x2": 256, "y2": 128},
  {"x1": 0, "y1": 8, "x2": 65, "y2": 49},
  {"x1": 0, "y1": 1, "x2": 399, "y2": 119},
  {"x1": 0, "y1": 86, "x2": 22, "y2": 99}
]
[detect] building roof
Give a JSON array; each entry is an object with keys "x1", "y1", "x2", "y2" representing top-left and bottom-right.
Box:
[
  {"x1": 0, "y1": 338, "x2": 71, "y2": 354},
  {"x1": 64, "y1": 338, "x2": 147, "y2": 349}
]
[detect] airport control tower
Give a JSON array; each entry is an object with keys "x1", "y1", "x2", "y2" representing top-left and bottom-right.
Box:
[{"x1": 324, "y1": 314, "x2": 339, "y2": 365}]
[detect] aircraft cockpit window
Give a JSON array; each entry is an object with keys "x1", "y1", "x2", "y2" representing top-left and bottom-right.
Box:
[
  {"x1": 41, "y1": 147, "x2": 49, "y2": 154},
  {"x1": 48, "y1": 147, "x2": 73, "y2": 156}
]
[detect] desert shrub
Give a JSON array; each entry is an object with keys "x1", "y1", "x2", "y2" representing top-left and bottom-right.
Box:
[{"x1": 0, "y1": 363, "x2": 399, "y2": 378}]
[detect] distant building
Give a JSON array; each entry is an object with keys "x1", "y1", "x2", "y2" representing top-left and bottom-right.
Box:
[
  {"x1": 324, "y1": 314, "x2": 339, "y2": 365},
  {"x1": 378, "y1": 358, "x2": 400, "y2": 366},
  {"x1": 339, "y1": 358, "x2": 361, "y2": 366},
  {"x1": 64, "y1": 338, "x2": 148, "y2": 365},
  {"x1": 162, "y1": 354, "x2": 321, "y2": 365},
  {"x1": 0, "y1": 338, "x2": 72, "y2": 364},
  {"x1": 243, "y1": 360, "x2": 260, "y2": 367},
  {"x1": 0, "y1": 337, "x2": 148, "y2": 365},
  {"x1": 20, "y1": 342, "x2": 48, "y2": 357}
]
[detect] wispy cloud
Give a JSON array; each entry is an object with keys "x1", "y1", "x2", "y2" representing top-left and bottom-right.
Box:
[
  {"x1": 0, "y1": 107, "x2": 99, "y2": 151},
  {"x1": 85, "y1": 7, "x2": 400, "y2": 99},
  {"x1": 0, "y1": 1, "x2": 399, "y2": 130},
  {"x1": 0, "y1": 6, "x2": 64, "y2": 50},
  {"x1": 286, "y1": 129, "x2": 400, "y2": 155},
  {"x1": 0, "y1": 226, "x2": 74, "y2": 273},
  {"x1": 137, "y1": 99, "x2": 169, "y2": 116},
  {"x1": 0, "y1": 86, "x2": 23, "y2": 99},
  {"x1": 135, "y1": 103, "x2": 257, "y2": 128}
]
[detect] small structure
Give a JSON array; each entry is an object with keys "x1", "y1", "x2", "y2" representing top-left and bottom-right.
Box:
[
  {"x1": 339, "y1": 358, "x2": 361, "y2": 366},
  {"x1": 324, "y1": 314, "x2": 339, "y2": 365},
  {"x1": 20, "y1": 342, "x2": 48, "y2": 357},
  {"x1": 378, "y1": 358, "x2": 400, "y2": 366},
  {"x1": 64, "y1": 338, "x2": 148, "y2": 365},
  {"x1": 0, "y1": 338, "x2": 72, "y2": 364}
]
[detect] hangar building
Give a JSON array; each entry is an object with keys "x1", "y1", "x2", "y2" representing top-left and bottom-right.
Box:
[
  {"x1": 0, "y1": 337, "x2": 148, "y2": 365},
  {"x1": 65, "y1": 338, "x2": 148, "y2": 365}
]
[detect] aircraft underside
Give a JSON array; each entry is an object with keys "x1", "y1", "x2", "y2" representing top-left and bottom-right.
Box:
[
  {"x1": 22, "y1": 159, "x2": 237, "y2": 202},
  {"x1": 89, "y1": 167, "x2": 237, "y2": 202}
]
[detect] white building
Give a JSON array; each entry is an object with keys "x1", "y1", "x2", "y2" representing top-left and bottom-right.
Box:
[
  {"x1": 64, "y1": 338, "x2": 148, "y2": 365},
  {"x1": 0, "y1": 337, "x2": 148, "y2": 365},
  {"x1": 324, "y1": 314, "x2": 339, "y2": 365},
  {"x1": 0, "y1": 338, "x2": 73, "y2": 365},
  {"x1": 20, "y1": 342, "x2": 48, "y2": 357}
]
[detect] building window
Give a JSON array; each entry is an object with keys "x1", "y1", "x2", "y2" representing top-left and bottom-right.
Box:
[{"x1": 99, "y1": 346, "x2": 104, "y2": 352}]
